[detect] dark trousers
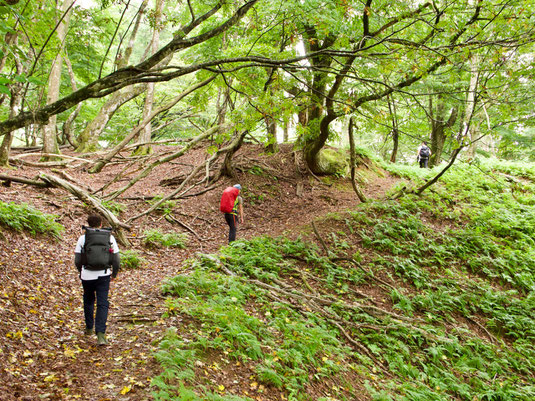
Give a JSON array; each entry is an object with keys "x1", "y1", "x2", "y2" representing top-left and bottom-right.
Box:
[
  {"x1": 82, "y1": 275, "x2": 111, "y2": 334},
  {"x1": 419, "y1": 158, "x2": 429, "y2": 168},
  {"x1": 224, "y1": 213, "x2": 238, "y2": 243}
]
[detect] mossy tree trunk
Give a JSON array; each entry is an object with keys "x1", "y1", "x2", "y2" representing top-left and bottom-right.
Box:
[{"x1": 429, "y1": 95, "x2": 458, "y2": 166}]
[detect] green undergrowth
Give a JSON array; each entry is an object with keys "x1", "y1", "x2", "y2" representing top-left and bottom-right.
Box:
[
  {"x1": 152, "y1": 161, "x2": 535, "y2": 401},
  {"x1": 143, "y1": 229, "x2": 188, "y2": 249},
  {"x1": 0, "y1": 200, "x2": 63, "y2": 239},
  {"x1": 120, "y1": 249, "x2": 146, "y2": 270}
]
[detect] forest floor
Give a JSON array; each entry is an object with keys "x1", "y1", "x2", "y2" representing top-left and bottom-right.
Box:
[{"x1": 0, "y1": 143, "x2": 400, "y2": 400}]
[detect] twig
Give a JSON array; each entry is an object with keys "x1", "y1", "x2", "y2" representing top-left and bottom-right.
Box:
[
  {"x1": 465, "y1": 315, "x2": 498, "y2": 345},
  {"x1": 311, "y1": 220, "x2": 332, "y2": 257},
  {"x1": 165, "y1": 213, "x2": 203, "y2": 241},
  {"x1": 331, "y1": 257, "x2": 397, "y2": 291}
]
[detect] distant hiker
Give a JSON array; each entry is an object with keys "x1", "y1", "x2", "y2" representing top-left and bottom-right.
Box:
[
  {"x1": 417, "y1": 141, "x2": 432, "y2": 168},
  {"x1": 74, "y1": 214, "x2": 120, "y2": 346},
  {"x1": 220, "y1": 184, "x2": 244, "y2": 243}
]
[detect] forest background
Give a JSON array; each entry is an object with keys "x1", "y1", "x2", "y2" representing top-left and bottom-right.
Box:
[{"x1": 1, "y1": 0, "x2": 535, "y2": 400}]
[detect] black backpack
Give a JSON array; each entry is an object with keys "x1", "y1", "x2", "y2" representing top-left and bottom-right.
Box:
[
  {"x1": 420, "y1": 145, "x2": 430, "y2": 158},
  {"x1": 81, "y1": 227, "x2": 113, "y2": 271}
]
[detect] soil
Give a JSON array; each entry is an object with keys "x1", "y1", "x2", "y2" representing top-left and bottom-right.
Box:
[{"x1": 0, "y1": 143, "x2": 400, "y2": 400}]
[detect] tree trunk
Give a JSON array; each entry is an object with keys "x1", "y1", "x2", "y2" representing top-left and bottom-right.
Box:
[
  {"x1": 75, "y1": 84, "x2": 146, "y2": 152},
  {"x1": 264, "y1": 115, "x2": 277, "y2": 153},
  {"x1": 42, "y1": 0, "x2": 74, "y2": 161},
  {"x1": 348, "y1": 118, "x2": 367, "y2": 202},
  {"x1": 390, "y1": 128, "x2": 399, "y2": 163},
  {"x1": 219, "y1": 130, "x2": 247, "y2": 179},
  {"x1": 283, "y1": 120, "x2": 289, "y2": 142},
  {"x1": 465, "y1": 55, "x2": 481, "y2": 159},
  {"x1": 0, "y1": 34, "x2": 23, "y2": 167},
  {"x1": 429, "y1": 95, "x2": 458, "y2": 166},
  {"x1": 134, "y1": 0, "x2": 164, "y2": 156},
  {"x1": 61, "y1": 54, "x2": 82, "y2": 147},
  {"x1": 387, "y1": 94, "x2": 399, "y2": 163},
  {"x1": 0, "y1": 88, "x2": 23, "y2": 166},
  {"x1": 76, "y1": 0, "x2": 148, "y2": 153}
]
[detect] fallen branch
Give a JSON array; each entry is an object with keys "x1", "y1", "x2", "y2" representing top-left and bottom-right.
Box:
[
  {"x1": 0, "y1": 173, "x2": 49, "y2": 188},
  {"x1": 39, "y1": 173, "x2": 131, "y2": 246},
  {"x1": 12, "y1": 152, "x2": 92, "y2": 163},
  {"x1": 332, "y1": 257, "x2": 397, "y2": 291},
  {"x1": 51, "y1": 169, "x2": 94, "y2": 193},
  {"x1": 311, "y1": 220, "x2": 333, "y2": 257},
  {"x1": 126, "y1": 129, "x2": 243, "y2": 223},
  {"x1": 106, "y1": 125, "x2": 221, "y2": 201},
  {"x1": 165, "y1": 213, "x2": 203, "y2": 241},
  {"x1": 9, "y1": 158, "x2": 72, "y2": 168}
]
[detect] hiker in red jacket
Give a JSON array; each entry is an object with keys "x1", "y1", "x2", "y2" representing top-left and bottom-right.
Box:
[{"x1": 220, "y1": 184, "x2": 244, "y2": 243}]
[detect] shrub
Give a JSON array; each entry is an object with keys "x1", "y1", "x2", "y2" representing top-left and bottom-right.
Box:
[
  {"x1": 120, "y1": 249, "x2": 145, "y2": 269},
  {"x1": 0, "y1": 201, "x2": 63, "y2": 239},
  {"x1": 147, "y1": 196, "x2": 176, "y2": 215},
  {"x1": 143, "y1": 229, "x2": 188, "y2": 248},
  {"x1": 101, "y1": 200, "x2": 126, "y2": 216}
]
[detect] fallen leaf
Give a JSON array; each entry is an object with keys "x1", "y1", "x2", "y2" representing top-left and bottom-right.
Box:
[{"x1": 119, "y1": 385, "x2": 131, "y2": 395}]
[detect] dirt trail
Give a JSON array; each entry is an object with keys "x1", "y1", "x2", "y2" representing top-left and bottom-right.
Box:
[{"x1": 0, "y1": 144, "x2": 399, "y2": 400}]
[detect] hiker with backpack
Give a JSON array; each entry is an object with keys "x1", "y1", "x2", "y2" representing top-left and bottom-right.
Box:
[
  {"x1": 74, "y1": 214, "x2": 120, "y2": 346},
  {"x1": 220, "y1": 184, "x2": 244, "y2": 243},
  {"x1": 417, "y1": 141, "x2": 432, "y2": 168}
]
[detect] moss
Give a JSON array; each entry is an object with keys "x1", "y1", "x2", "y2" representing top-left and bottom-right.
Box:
[{"x1": 317, "y1": 148, "x2": 350, "y2": 176}]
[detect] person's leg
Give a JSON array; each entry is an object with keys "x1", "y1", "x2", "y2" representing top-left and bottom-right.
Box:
[
  {"x1": 424, "y1": 158, "x2": 429, "y2": 168},
  {"x1": 82, "y1": 279, "x2": 97, "y2": 331},
  {"x1": 419, "y1": 159, "x2": 424, "y2": 168},
  {"x1": 94, "y1": 275, "x2": 111, "y2": 334},
  {"x1": 225, "y1": 213, "x2": 237, "y2": 243}
]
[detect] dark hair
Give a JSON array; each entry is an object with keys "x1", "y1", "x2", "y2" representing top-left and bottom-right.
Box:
[
  {"x1": 87, "y1": 214, "x2": 102, "y2": 228},
  {"x1": 423, "y1": 141, "x2": 428, "y2": 145}
]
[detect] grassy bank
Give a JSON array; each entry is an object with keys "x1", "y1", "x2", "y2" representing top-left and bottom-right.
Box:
[{"x1": 151, "y1": 159, "x2": 535, "y2": 400}]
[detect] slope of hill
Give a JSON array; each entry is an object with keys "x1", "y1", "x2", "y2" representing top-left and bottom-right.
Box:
[{"x1": 1, "y1": 145, "x2": 534, "y2": 400}]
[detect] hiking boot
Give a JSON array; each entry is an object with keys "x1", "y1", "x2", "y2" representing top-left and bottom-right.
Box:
[
  {"x1": 96, "y1": 332, "x2": 108, "y2": 346},
  {"x1": 84, "y1": 328, "x2": 93, "y2": 336}
]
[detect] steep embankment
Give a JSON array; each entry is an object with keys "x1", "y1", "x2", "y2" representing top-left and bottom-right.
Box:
[{"x1": 152, "y1": 161, "x2": 535, "y2": 401}]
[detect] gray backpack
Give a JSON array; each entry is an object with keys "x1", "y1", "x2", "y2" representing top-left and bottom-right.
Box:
[
  {"x1": 420, "y1": 145, "x2": 430, "y2": 158},
  {"x1": 81, "y1": 227, "x2": 113, "y2": 271}
]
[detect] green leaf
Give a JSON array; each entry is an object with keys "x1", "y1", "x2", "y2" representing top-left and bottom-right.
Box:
[
  {"x1": 0, "y1": 84, "x2": 10, "y2": 95},
  {"x1": 27, "y1": 76, "x2": 45, "y2": 86}
]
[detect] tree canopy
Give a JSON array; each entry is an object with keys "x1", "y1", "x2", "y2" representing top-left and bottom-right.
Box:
[{"x1": 0, "y1": 0, "x2": 534, "y2": 169}]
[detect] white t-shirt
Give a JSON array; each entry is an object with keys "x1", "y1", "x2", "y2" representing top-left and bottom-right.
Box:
[{"x1": 75, "y1": 234, "x2": 120, "y2": 280}]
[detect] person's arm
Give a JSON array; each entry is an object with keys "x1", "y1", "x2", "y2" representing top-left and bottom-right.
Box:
[
  {"x1": 239, "y1": 202, "x2": 244, "y2": 223},
  {"x1": 74, "y1": 236, "x2": 84, "y2": 273},
  {"x1": 111, "y1": 253, "x2": 120, "y2": 279},
  {"x1": 74, "y1": 253, "x2": 83, "y2": 273},
  {"x1": 110, "y1": 236, "x2": 120, "y2": 279}
]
